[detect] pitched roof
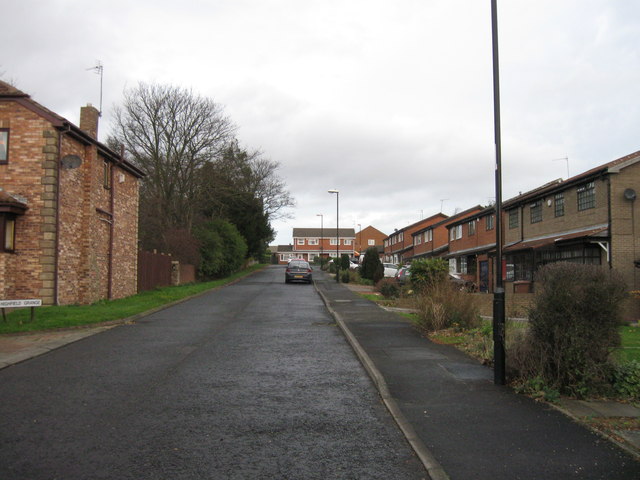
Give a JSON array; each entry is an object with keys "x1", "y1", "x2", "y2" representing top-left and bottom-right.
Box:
[
  {"x1": 293, "y1": 227, "x2": 356, "y2": 238},
  {"x1": 503, "y1": 150, "x2": 640, "y2": 208},
  {"x1": 0, "y1": 80, "x2": 144, "y2": 179}
]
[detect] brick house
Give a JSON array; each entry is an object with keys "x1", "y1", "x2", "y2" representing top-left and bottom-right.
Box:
[
  {"x1": 383, "y1": 213, "x2": 448, "y2": 264},
  {"x1": 502, "y1": 151, "x2": 640, "y2": 293},
  {"x1": 0, "y1": 81, "x2": 144, "y2": 305},
  {"x1": 271, "y1": 227, "x2": 356, "y2": 264},
  {"x1": 445, "y1": 207, "x2": 496, "y2": 292},
  {"x1": 354, "y1": 225, "x2": 387, "y2": 257},
  {"x1": 409, "y1": 206, "x2": 485, "y2": 264}
]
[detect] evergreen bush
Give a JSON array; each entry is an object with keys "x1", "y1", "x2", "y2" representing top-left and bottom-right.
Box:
[
  {"x1": 194, "y1": 219, "x2": 247, "y2": 279},
  {"x1": 527, "y1": 263, "x2": 627, "y2": 397},
  {"x1": 377, "y1": 278, "x2": 400, "y2": 299},
  {"x1": 410, "y1": 258, "x2": 448, "y2": 291},
  {"x1": 361, "y1": 246, "x2": 383, "y2": 281}
]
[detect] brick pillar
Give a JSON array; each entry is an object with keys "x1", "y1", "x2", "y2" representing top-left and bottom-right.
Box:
[{"x1": 79, "y1": 104, "x2": 100, "y2": 139}]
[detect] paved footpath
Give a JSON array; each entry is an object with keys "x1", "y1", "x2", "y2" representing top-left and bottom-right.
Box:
[{"x1": 314, "y1": 270, "x2": 640, "y2": 480}]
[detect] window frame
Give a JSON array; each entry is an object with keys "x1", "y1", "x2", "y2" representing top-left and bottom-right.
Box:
[
  {"x1": 554, "y1": 193, "x2": 565, "y2": 217},
  {"x1": 0, "y1": 214, "x2": 16, "y2": 253},
  {"x1": 468, "y1": 220, "x2": 476, "y2": 236},
  {"x1": 0, "y1": 129, "x2": 9, "y2": 164},
  {"x1": 508, "y1": 209, "x2": 519, "y2": 229},
  {"x1": 577, "y1": 181, "x2": 596, "y2": 211},
  {"x1": 486, "y1": 214, "x2": 494, "y2": 231},
  {"x1": 530, "y1": 200, "x2": 542, "y2": 224},
  {"x1": 103, "y1": 160, "x2": 112, "y2": 189}
]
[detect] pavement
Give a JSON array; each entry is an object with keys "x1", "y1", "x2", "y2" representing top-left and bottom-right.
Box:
[{"x1": 1, "y1": 270, "x2": 639, "y2": 479}]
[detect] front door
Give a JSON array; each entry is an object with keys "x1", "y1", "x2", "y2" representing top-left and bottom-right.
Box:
[{"x1": 479, "y1": 260, "x2": 489, "y2": 293}]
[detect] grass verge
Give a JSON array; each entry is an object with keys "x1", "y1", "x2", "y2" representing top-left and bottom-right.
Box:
[{"x1": 0, "y1": 264, "x2": 266, "y2": 334}]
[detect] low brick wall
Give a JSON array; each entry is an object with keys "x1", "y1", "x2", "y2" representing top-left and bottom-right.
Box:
[
  {"x1": 474, "y1": 292, "x2": 640, "y2": 324},
  {"x1": 473, "y1": 292, "x2": 533, "y2": 320}
]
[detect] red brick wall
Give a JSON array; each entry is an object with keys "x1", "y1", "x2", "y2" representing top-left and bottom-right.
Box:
[
  {"x1": 1, "y1": 99, "x2": 140, "y2": 305},
  {"x1": 0, "y1": 102, "x2": 50, "y2": 302}
]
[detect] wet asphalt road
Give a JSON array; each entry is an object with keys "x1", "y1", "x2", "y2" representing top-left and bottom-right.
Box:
[{"x1": 0, "y1": 266, "x2": 426, "y2": 479}]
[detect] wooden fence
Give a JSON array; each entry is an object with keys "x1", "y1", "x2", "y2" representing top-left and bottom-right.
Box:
[{"x1": 137, "y1": 250, "x2": 173, "y2": 292}]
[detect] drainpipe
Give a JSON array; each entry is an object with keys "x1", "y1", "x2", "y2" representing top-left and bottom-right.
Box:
[
  {"x1": 108, "y1": 161, "x2": 114, "y2": 299},
  {"x1": 606, "y1": 175, "x2": 612, "y2": 269}
]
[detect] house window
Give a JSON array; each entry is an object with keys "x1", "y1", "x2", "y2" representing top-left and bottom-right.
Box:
[
  {"x1": 486, "y1": 215, "x2": 494, "y2": 230},
  {"x1": 577, "y1": 182, "x2": 595, "y2": 211},
  {"x1": 508, "y1": 209, "x2": 519, "y2": 229},
  {"x1": 459, "y1": 256, "x2": 467, "y2": 274},
  {"x1": 330, "y1": 238, "x2": 338, "y2": 245},
  {"x1": 450, "y1": 225, "x2": 462, "y2": 241},
  {"x1": 414, "y1": 235, "x2": 422, "y2": 246},
  {"x1": 368, "y1": 239, "x2": 375, "y2": 246},
  {"x1": 468, "y1": 220, "x2": 476, "y2": 236},
  {"x1": 0, "y1": 214, "x2": 16, "y2": 252},
  {"x1": 103, "y1": 161, "x2": 111, "y2": 189},
  {"x1": 530, "y1": 200, "x2": 542, "y2": 224},
  {"x1": 308, "y1": 238, "x2": 318, "y2": 245},
  {"x1": 0, "y1": 130, "x2": 8, "y2": 164},
  {"x1": 506, "y1": 252, "x2": 534, "y2": 281},
  {"x1": 425, "y1": 229, "x2": 433, "y2": 242},
  {"x1": 297, "y1": 238, "x2": 305, "y2": 245},
  {"x1": 554, "y1": 193, "x2": 565, "y2": 217},
  {"x1": 344, "y1": 239, "x2": 352, "y2": 246}
]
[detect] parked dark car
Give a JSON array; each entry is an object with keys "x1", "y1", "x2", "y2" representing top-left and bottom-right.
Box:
[
  {"x1": 285, "y1": 260, "x2": 313, "y2": 284},
  {"x1": 395, "y1": 265, "x2": 411, "y2": 285}
]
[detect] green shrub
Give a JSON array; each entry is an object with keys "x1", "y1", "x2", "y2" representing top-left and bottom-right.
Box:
[
  {"x1": 361, "y1": 246, "x2": 383, "y2": 281},
  {"x1": 414, "y1": 277, "x2": 480, "y2": 332},
  {"x1": 611, "y1": 360, "x2": 640, "y2": 399},
  {"x1": 340, "y1": 270, "x2": 351, "y2": 283},
  {"x1": 377, "y1": 278, "x2": 400, "y2": 299},
  {"x1": 527, "y1": 263, "x2": 628, "y2": 397},
  {"x1": 340, "y1": 254, "x2": 351, "y2": 271},
  {"x1": 194, "y1": 219, "x2": 247, "y2": 279},
  {"x1": 410, "y1": 258, "x2": 448, "y2": 291}
]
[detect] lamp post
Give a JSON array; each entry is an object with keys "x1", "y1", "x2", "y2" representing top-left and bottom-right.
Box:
[
  {"x1": 491, "y1": 0, "x2": 506, "y2": 385},
  {"x1": 357, "y1": 223, "x2": 362, "y2": 256},
  {"x1": 328, "y1": 189, "x2": 339, "y2": 282},
  {"x1": 316, "y1": 213, "x2": 324, "y2": 261}
]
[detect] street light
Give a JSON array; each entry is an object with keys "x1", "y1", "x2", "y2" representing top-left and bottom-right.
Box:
[
  {"x1": 316, "y1": 213, "x2": 324, "y2": 260},
  {"x1": 491, "y1": 0, "x2": 506, "y2": 385},
  {"x1": 328, "y1": 189, "x2": 339, "y2": 281}
]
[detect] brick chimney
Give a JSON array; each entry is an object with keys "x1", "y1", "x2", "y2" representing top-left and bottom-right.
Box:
[{"x1": 79, "y1": 104, "x2": 100, "y2": 139}]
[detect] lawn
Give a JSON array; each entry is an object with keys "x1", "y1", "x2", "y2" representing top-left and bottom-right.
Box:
[
  {"x1": 0, "y1": 264, "x2": 266, "y2": 334},
  {"x1": 613, "y1": 325, "x2": 640, "y2": 363}
]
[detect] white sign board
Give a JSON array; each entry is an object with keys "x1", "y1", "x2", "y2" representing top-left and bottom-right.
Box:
[{"x1": 0, "y1": 299, "x2": 42, "y2": 308}]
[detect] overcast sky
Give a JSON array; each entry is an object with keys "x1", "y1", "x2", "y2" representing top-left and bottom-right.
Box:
[{"x1": 2, "y1": 0, "x2": 639, "y2": 246}]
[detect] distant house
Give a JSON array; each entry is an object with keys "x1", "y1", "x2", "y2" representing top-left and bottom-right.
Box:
[
  {"x1": 354, "y1": 225, "x2": 387, "y2": 256},
  {"x1": 384, "y1": 213, "x2": 448, "y2": 264},
  {"x1": 0, "y1": 81, "x2": 144, "y2": 305},
  {"x1": 271, "y1": 228, "x2": 356, "y2": 264}
]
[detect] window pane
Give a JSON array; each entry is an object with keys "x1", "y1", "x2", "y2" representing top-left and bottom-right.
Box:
[
  {"x1": 577, "y1": 182, "x2": 595, "y2": 211},
  {"x1": 5, "y1": 217, "x2": 15, "y2": 250},
  {"x1": 0, "y1": 130, "x2": 8, "y2": 163}
]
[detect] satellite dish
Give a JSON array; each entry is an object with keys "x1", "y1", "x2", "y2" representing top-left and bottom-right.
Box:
[
  {"x1": 624, "y1": 188, "x2": 637, "y2": 201},
  {"x1": 61, "y1": 154, "x2": 82, "y2": 169}
]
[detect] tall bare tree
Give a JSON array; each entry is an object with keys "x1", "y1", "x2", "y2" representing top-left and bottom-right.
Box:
[{"x1": 110, "y1": 82, "x2": 236, "y2": 249}]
